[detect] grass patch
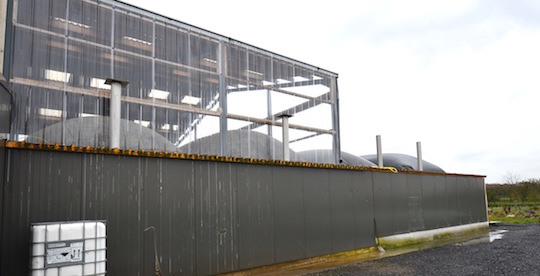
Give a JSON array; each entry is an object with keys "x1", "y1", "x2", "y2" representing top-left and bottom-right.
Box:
[
  {"x1": 488, "y1": 201, "x2": 540, "y2": 207},
  {"x1": 490, "y1": 216, "x2": 540, "y2": 224},
  {"x1": 488, "y1": 206, "x2": 540, "y2": 224}
]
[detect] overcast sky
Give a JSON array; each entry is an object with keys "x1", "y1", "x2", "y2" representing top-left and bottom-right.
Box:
[{"x1": 124, "y1": 0, "x2": 540, "y2": 183}]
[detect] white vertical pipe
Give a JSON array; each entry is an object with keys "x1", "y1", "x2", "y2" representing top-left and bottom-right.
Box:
[
  {"x1": 417, "y1": 141, "x2": 423, "y2": 171},
  {"x1": 376, "y1": 135, "x2": 383, "y2": 167},
  {"x1": 282, "y1": 115, "x2": 290, "y2": 161},
  {"x1": 106, "y1": 78, "x2": 128, "y2": 149},
  {"x1": 110, "y1": 81, "x2": 121, "y2": 149}
]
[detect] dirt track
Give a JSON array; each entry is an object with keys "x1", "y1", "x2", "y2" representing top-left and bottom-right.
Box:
[{"x1": 307, "y1": 224, "x2": 540, "y2": 275}]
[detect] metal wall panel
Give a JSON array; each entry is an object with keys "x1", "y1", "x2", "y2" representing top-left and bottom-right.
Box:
[
  {"x1": 195, "y1": 161, "x2": 238, "y2": 275},
  {"x1": 372, "y1": 172, "x2": 393, "y2": 237},
  {"x1": 0, "y1": 147, "x2": 488, "y2": 275},
  {"x1": 421, "y1": 174, "x2": 439, "y2": 229},
  {"x1": 329, "y1": 169, "x2": 361, "y2": 252},
  {"x1": 0, "y1": 145, "x2": 4, "y2": 265},
  {"x1": 89, "y1": 155, "x2": 143, "y2": 275},
  {"x1": 153, "y1": 158, "x2": 197, "y2": 275},
  {"x1": 464, "y1": 176, "x2": 483, "y2": 223},
  {"x1": 471, "y1": 177, "x2": 483, "y2": 222},
  {"x1": 142, "y1": 158, "x2": 161, "y2": 275},
  {"x1": 390, "y1": 174, "x2": 409, "y2": 235},
  {"x1": 350, "y1": 171, "x2": 376, "y2": 249},
  {"x1": 456, "y1": 176, "x2": 472, "y2": 224},
  {"x1": 433, "y1": 175, "x2": 450, "y2": 228},
  {"x1": 236, "y1": 164, "x2": 275, "y2": 269},
  {"x1": 445, "y1": 176, "x2": 461, "y2": 226},
  {"x1": 272, "y1": 166, "x2": 306, "y2": 263},
  {"x1": 303, "y1": 168, "x2": 332, "y2": 257},
  {"x1": 1, "y1": 149, "x2": 29, "y2": 275},
  {"x1": 372, "y1": 173, "x2": 489, "y2": 238},
  {"x1": 406, "y1": 174, "x2": 425, "y2": 232},
  {"x1": 465, "y1": 177, "x2": 475, "y2": 222},
  {"x1": 0, "y1": 79, "x2": 11, "y2": 135},
  {"x1": 468, "y1": 177, "x2": 480, "y2": 223},
  {"x1": 1, "y1": 150, "x2": 85, "y2": 275},
  {"x1": 194, "y1": 161, "x2": 215, "y2": 275},
  {"x1": 474, "y1": 177, "x2": 488, "y2": 222},
  {"x1": 215, "y1": 162, "x2": 239, "y2": 272},
  {"x1": 478, "y1": 178, "x2": 486, "y2": 222}
]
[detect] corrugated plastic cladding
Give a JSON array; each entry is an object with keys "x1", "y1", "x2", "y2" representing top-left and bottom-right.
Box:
[{"x1": 7, "y1": 0, "x2": 340, "y2": 162}]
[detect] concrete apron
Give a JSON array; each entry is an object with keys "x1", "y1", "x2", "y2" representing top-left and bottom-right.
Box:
[
  {"x1": 222, "y1": 222, "x2": 490, "y2": 276},
  {"x1": 378, "y1": 222, "x2": 490, "y2": 249}
]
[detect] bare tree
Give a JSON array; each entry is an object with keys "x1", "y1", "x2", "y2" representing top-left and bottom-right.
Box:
[
  {"x1": 502, "y1": 170, "x2": 522, "y2": 185},
  {"x1": 501, "y1": 171, "x2": 523, "y2": 203}
]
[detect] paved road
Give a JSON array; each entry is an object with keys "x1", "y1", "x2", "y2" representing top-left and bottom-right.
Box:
[{"x1": 308, "y1": 224, "x2": 540, "y2": 275}]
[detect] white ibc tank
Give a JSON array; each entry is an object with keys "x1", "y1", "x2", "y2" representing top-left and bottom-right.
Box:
[{"x1": 31, "y1": 221, "x2": 106, "y2": 276}]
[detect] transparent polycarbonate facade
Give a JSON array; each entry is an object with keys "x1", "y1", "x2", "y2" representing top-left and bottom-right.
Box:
[{"x1": 5, "y1": 0, "x2": 340, "y2": 162}]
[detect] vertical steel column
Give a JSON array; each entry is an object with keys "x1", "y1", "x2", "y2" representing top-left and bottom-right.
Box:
[
  {"x1": 331, "y1": 77, "x2": 341, "y2": 164},
  {"x1": 1, "y1": 0, "x2": 14, "y2": 79},
  {"x1": 278, "y1": 114, "x2": 292, "y2": 161},
  {"x1": 376, "y1": 135, "x2": 383, "y2": 167},
  {"x1": 151, "y1": 17, "x2": 156, "y2": 149},
  {"x1": 110, "y1": 4, "x2": 115, "y2": 78},
  {"x1": 61, "y1": 0, "x2": 70, "y2": 145},
  {"x1": 105, "y1": 79, "x2": 128, "y2": 149},
  {"x1": 267, "y1": 56, "x2": 274, "y2": 139},
  {"x1": 218, "y1": 40, "x2": 227, "y2": 156},
  {"x1": 2, "y1": 0, "x2": 13, "y2": 141},
  {"x1": 417, "y1": 141, "x2": 423, "y2": 171},
  {"x1": 0, "y1": 0, "x2": 9, "y2": 76}
]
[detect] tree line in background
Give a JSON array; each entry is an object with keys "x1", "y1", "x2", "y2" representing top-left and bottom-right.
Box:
[{"x1": 487, "y1": 178, "x2": 540, "y2": 205}]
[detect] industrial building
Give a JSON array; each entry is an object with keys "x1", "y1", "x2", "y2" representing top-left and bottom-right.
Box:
[
  {"x1": 0, "y1": 0, "x2": 488, "y2": 275},
  {"x1": 1, "y1": 0, "x2": 340, "y2": 163}
]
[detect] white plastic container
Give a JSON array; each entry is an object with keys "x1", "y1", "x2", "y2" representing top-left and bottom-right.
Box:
[{"x1": 31, "y1": 221, "x2": 106, "y2": 276}]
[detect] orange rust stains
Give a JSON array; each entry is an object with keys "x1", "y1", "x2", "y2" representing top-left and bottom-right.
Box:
[{"x1": 0, "y1": 140, "x2": 484, "y2": 178}]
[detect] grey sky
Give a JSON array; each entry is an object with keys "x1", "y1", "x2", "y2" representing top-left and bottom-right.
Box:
[{"x1": 124, "y1": 0, "x2": 540, "y2": 183}]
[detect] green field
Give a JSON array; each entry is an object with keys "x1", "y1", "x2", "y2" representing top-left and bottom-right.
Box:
[
  {"x1": 486, "y1": 182, "x2": 540, "y2": 224},
  {"x1": 488, "y1": 206, "x2": 540, "y2": 224}
]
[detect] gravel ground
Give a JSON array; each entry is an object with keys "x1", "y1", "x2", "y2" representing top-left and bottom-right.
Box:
[{"x1": 308, "y1": 224, "x2": 540, "y2": 276}]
